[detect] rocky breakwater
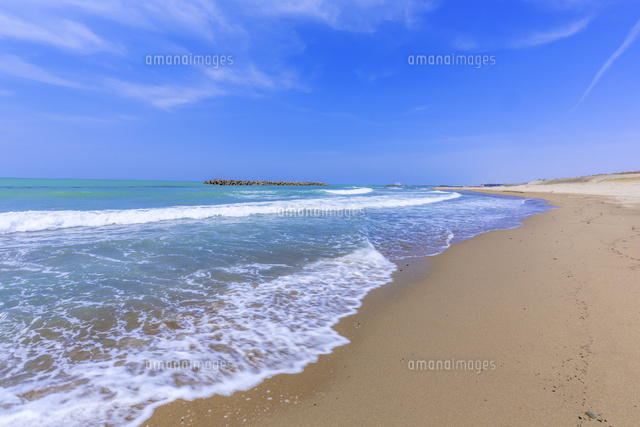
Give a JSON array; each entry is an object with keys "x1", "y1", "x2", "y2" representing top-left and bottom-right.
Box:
[{"x1": 204, "y1": 179, "x2": 328, "y2": 186}]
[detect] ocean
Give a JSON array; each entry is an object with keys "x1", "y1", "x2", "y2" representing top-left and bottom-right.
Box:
[{"x1": 0, "y1": 179, "x2": 551, "y2": 426}]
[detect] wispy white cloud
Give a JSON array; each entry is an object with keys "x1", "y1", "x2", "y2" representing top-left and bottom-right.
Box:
[
  {"x1": 355, "y1": 69, "x2": 393, "y2": 83},
  {"x1": 452, "y1": 37, "x2": 477, "y2": 50},
  {"x1": 0, "y1": 0, "x2": 228, "y2": 36},
  {"x1": 0, "y1": 0, "x2": 427, "y2": 40},
  {"x1": 110, "y1": 64, "x2": 300, "y2": 109},
  {"x1": 41, "y1": 113, "x2": 137, "y2": 124},
  {"x1": 107, "y1": 79, "x2": 225, "y2": 109},
  {"x1": 0, "y1": 88, "x2": 14, "y2": 96},
  {"x1": 0, "y1": 12, "x2": 114, "y2": 53},
  {"x1": 521, "y1": 0, "x2": 599, "y2": 11},
  {"x1": 575, "y1": 18, "x2": 640, "y2": 107},
  {"x1": 0, "y1": 1, "x2": 439, "y2": 109},
  {"x1": 0, "y1": 55, "x2": 81, "y2": 87},
  {"x1": 206, "y1": 65, "x2": 299, "y2": 91},
  {"x1": 0, "y1": 52, "x2": 300, "y2": 108},
  {"x1": 239, "y1": 0, "x2": 436, "y2": 31},
  {"x1": 514, "y1": 18, "x2": 590, "y2": 48}
]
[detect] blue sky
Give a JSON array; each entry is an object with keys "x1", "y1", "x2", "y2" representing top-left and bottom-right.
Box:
[{"x1": 0, "y1": 0, "x2": 639, "y2": 184}]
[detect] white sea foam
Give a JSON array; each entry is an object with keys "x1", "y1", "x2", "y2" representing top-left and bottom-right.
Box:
[
  {"x1": 0, "y1": 192, "x2": 460, "y2": 235},
  {"x1": 0, "y1": 245, "x2": 396, "y2": 427},
  {"x1": 0, "y1": 186, "x2": 552, "y2": 427},
  {"x1": 324, "y1": 188, "x2": 373, "y2": 195}
]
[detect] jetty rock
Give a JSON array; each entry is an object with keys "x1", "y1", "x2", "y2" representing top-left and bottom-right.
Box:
[{"x1": 204, "y1": 179, "x2": 328, "y2": 186}]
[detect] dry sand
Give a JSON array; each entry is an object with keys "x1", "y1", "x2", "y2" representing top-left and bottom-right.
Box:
[
  {"x1": 468, "y1": 172, "x2": 640, "y2": 207},
  {"x1": 143, "y1": 184, "x2": 640, "y2": 426}
]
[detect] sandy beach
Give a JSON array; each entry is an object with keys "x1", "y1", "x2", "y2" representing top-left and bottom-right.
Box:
[
  {"x1": 468, "y1": 172, "x2": 640, "y2": 207},
  {"x1": 144, "y1": 182, "x2": 640, "y2": 426},
  {"x1": 4, "y1": 1, "x2": 640, "y2": 424}
]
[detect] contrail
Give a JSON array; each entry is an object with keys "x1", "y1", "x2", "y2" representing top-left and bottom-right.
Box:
[{"x1": 575, "y1": 18, "x2": 640, "y2": 108}]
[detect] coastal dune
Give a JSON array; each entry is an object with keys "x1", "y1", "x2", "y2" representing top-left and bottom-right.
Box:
[
  {"x1": 470, "y1": 172, "x2": 640, "y2": 207},
  {"x1": 146, "y1": 178, "x2": 640, "y2": 426}
]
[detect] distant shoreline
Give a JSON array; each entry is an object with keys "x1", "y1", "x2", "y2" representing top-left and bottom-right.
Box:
[{"x1": 204, "y1": 179, "x2": 328, "y2": 186}]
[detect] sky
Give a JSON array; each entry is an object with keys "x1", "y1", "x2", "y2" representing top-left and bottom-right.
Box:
[{"x1": 0, "y1": 0, "x2": 639, "y2": 185}]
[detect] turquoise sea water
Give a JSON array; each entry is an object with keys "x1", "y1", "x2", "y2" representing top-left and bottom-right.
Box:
[{"x1": 0, "y1": 179, "x2": 550, "y2": 426}]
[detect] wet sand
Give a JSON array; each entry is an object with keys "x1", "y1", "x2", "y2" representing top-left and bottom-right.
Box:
[{"x1": 144, "y1": 190, "x2": 640, "y2": 426}]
